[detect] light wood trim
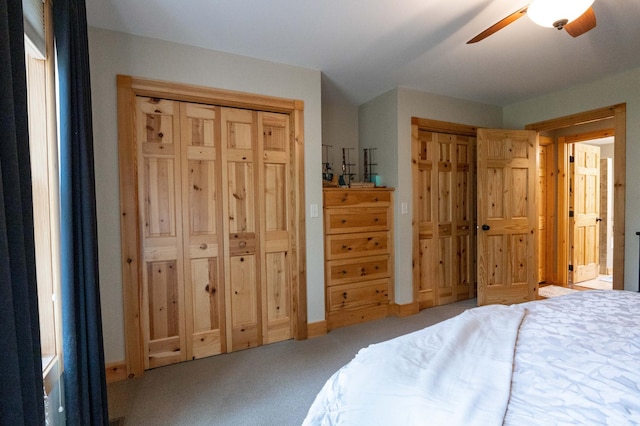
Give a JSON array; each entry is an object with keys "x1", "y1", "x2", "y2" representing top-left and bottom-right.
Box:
[
  {"x1": 117, "y1": 76, "x2": 144, "y2": 379},
  {"x1": 527, "y1": 105, "x2": 626, "y2": 290},
  {"x1": 105, "y1": 361, "x2": 127, "y2": 384},
  {"x1": 411, "y1": 123, "x2": 420, "y2": 306},
  {"x1": 117, "y1": 75, "x2": 307, "y2": 378},
  {"x1": 411, "y1": 117, "x2": 478, "y2": 137},
  {"x1": 539, "y1": 136, "x2": 557, "y2": 284},
  {"x1": 612, "y1": 105, "x2": 626, "y2": 290},
  {"x1": 557, "y1": 138, "x2": 570, "y2": 287},
  {"x1": 307, "y1": 321, "x2": 327, "y2": 338},
  {"x1": 392, "y1": 302, "x2": 420, "y2": 317},
  {"x1": 293, "y1": 106, "x2": 308, "y2": 339},
  {"x1": 119, "y1": 75, "x2": 297, "y2": 113},
  {"x1": 563, "y1": 128, "x2": 614, "y2": 144},
  {"x1": 525, "y1": 105, "x2": 623, "y2": 132}
]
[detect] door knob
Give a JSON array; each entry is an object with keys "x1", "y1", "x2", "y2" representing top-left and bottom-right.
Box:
[
  {"x1": 481, "y1": 224, "x2": 490, "y2": 231},
  {"x1": 596, "y1": 217, "x2": 603, "y2": 222}
]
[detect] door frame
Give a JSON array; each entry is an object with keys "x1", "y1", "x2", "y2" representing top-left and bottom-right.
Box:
[
  {"x1": 117, "y1": 75, "x2": 307, "y2": 379},
  {"x1": 526, "y1": 104, "x2": 625, "y2": 290}
]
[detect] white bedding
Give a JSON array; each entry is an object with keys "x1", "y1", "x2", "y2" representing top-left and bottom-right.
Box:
[{"x1": 304, "y1": 290, "x2": 640, "y2": 425}]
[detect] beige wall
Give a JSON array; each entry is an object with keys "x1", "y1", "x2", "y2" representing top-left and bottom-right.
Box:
[
  {"x1": 359, "y1": 88, "x2": 503, "y2": 303},
  {"x1": 88, "y1": 27, "x2": 323, "y2": 363}
]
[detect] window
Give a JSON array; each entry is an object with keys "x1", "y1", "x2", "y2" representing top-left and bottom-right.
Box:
[{"x1": 24, "y1": 0, "x2": 61, "y2": 385}]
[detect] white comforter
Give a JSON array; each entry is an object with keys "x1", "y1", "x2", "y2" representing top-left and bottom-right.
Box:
[{"x1": 304, "y1": 290, "x2": 640, "y2": 425}]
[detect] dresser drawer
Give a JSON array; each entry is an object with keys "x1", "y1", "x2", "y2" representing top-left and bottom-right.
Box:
[
  {"x1": 326, "y1": 279, "x2": 390, "y2": 312},
  {"x1": 324, "y1": 190, "x2": 391, "y2": 208},
  {"x1": 325, "y1": 207, "x2": 389, "y2": 234},
  {"x1": 326, "y1": 255, "x2": 390, "y2": 287},
  {"x1": 325, "y1": 231, "x2": 389, "y2": 260}
]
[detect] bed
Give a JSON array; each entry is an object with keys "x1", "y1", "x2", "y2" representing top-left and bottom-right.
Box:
[{"x1": 303, "y1": 290, "x2": 640, "y2": 425}]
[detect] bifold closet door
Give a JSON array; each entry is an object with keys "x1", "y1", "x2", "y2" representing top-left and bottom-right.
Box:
[
  {"x1": 221, "y1": 108, "x2": 293, "y2": 352},
  {"x1": 137, "y1": 97, "x2": 225, "y2": 368},
  {"x1": 259, "y1": 112, "x2": 292, "y2": 344},
  {"x1": 136, "y1": 97, "x2": 186, "y2": 369},
  {"x1": 415, "y1": 130, "x2": 476, "y2": 309},
  {"x1": 180, "y1": 103, "x2": 225, "y2": 359},
  {"x1": 221, "y1": 108, "x2": 260, "y2": 351}
]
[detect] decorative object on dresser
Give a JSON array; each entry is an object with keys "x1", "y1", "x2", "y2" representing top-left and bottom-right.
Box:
[{"x1": 323, "y1": 188, "x2": 394, "y2": 330}]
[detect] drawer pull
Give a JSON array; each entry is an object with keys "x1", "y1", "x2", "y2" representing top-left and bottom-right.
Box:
[
  {"x1": 342, "y1": 270, "x2": 347, "y2": 275},
  {"x1": 374, "y1": 217, "x2": 379, "y2": 222},
  {"x1": 239, "y1": 241, "x2": 247, "y2": 248},
  {"x1": 341, "y1": 219, "x2": 347, "y2": 224},
  {"x1": 374, "y1": 197, "x2": 378, "y2": 202},
  {"x1": 200, "y1": 243, "x2": 208, "y2": 250}
]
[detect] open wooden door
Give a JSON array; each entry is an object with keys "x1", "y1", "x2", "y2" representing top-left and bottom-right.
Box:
[
  {"x1": 570, "y1": 143, "x2": 600, "y2": 283},
  {"x1": 477, "y1": 129, "x2": 538, "y2": 305}
]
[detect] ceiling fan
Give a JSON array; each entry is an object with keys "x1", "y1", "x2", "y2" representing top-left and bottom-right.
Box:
[{"x1": 468, "y1": 0, "x2": 597, "y2": 44}]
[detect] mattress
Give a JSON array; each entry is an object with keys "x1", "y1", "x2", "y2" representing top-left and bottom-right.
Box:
[{"x1": 304, "y1": 290, "x2": 640, "y2": 425}]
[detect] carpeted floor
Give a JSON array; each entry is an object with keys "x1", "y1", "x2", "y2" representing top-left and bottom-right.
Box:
[
  {"x1": 108, "y1": 298, "x2": 476, "y2": 425},
  {"x1": 538, "y1": 285, "x2": 579, "y2": 298},
  {"x1": 578, "y1": 275, "x2": 614, "y2": 290}
]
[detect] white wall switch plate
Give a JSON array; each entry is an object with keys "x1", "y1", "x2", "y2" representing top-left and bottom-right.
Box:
[
  {"x1": 310, "y1": 203, "x2": 319, "y2": 218},
  {"x1": 401, "y1": 202, "x2": 408, "y2": 215}
]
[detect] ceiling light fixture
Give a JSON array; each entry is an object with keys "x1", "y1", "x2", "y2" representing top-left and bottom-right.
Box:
[{"x1": 527, "y1": 0, "x2": 595, "y2": 30}]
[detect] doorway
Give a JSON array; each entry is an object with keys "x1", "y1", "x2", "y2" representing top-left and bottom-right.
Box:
[
  {"x1": 527, "y1": 104, "x2": 625, "y2": 291},
  {"x1": 537, "y1": 129, "x2": 614, "y2": 290}
]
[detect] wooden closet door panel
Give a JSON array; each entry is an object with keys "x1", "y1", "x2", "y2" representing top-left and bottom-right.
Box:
[
  {"x1": 229, "y1": 255, "x2": 259, "y2": 351},
  {"x1": 136, "y1": 97, "x2": 185, "y2": 368},
  {"x1": 455, "y1": 135, "x2": 476, "y2": 301},
  {"x1": 435, "y1": 133, "x2": 455, "y2": 306},
  {"x1": 416, "y1": 130, "x2": 436, "y2": 309},
  {"x1": 259, "y1": 112, "x2": 292, "y2": 344},
  {"x1": 221, "y1": 108, "x2": 261, "y2": 351},
  {"x1": 181, "y1": 103, "x2": 224, "y2": 360}
]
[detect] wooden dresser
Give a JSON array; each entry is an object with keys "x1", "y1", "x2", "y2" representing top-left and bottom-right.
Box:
[{"x1": 323, "y1": 188, "x2": 394, "y2": 330}]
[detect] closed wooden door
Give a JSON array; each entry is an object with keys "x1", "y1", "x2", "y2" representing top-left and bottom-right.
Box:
[
  {"x1": 413, "y1": 128, "x2": 476, "y2": 308},
  {"x1": 136, "y1": 97, "x2": 185, "y2": 369},
  {"x1": 221, "y1": 108, "x2": 293, "y2": 352},
  {"x1": 180, "y1": 103, "x2": 225, "y2": 359},
  {"x1": 259, "y1": 112, "x2": 293, "y2": 344},
  {"x1": 477, "y1": 129, "x2": 538, "y2": 306},
  {"x1": 221, "y1": 108, "x2": 260, "y2": 351},
  {"x1": 570, "y1": 143, "x2": 600, "y2": 283}
]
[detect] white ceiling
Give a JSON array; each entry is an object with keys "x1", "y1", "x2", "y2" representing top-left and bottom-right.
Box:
[{"x1": 85, "y1": 0, "x2": 640, "y2": 106}]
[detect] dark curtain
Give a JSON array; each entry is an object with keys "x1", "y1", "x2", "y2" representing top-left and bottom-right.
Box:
[
  {"x1": 53, "y1": 0, "x2": 109, "y2": 424},
  {"x1": 0, "y1": 0, "x2": 46, "y2": 425}
]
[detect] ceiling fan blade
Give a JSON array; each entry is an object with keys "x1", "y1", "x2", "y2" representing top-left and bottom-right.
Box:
[
  {"x1": 467, "y1": 5, "x2": 529, "y2": 44},
  {"x1": 564, "y1": 6, "x2": 596, "y2": 37}
]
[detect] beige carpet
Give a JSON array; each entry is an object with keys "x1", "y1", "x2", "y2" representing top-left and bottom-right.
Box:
[
  {"x1": 578, "y1": 276, "x2": 613, "y2": 290},
  {"x1": 538, "y1": 285, "x2": 579, "y2": 298}
]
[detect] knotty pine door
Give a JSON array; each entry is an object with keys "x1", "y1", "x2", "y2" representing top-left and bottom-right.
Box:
[
  {"x1": 413, "y1": 128, "x2": 476, "y2": 309},
  {"x1": 136, "y1": 97, "x2": 292, "y2": 369}
]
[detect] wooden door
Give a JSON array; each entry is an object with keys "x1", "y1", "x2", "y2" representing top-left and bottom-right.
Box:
[
  {"x1": 136, "y1": 97, "x2": 186, "y2": 368},
  {"x1": 180, "y1": 103, "x2": 225, "y2": 359},
  {"x1": 414, "y1": 128, "x2": 476, "y2": 309},
  {"x1": 258, "y1": 112, "x2": 293, "y2": 344},
  {"x1": 477, "y1": 129, "x2": 538, "y2": 305},
  {"x1": 570, "y1": 143, "x2": 600, "y2": 283},
  {"x1": 221, "y1": 108, "x2": 261, "y2": 352}
]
